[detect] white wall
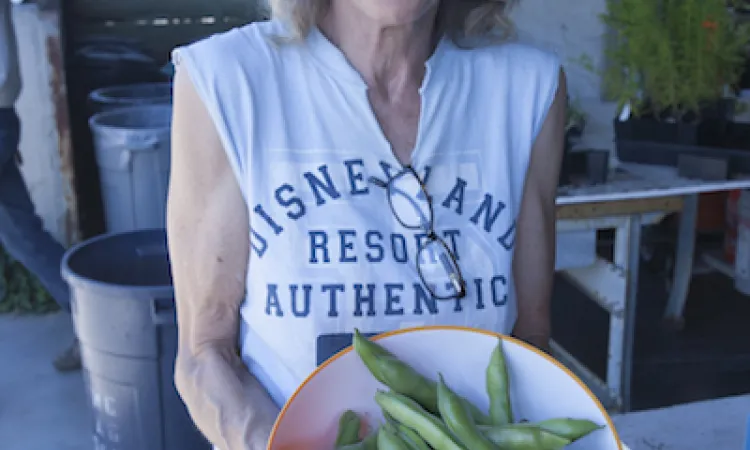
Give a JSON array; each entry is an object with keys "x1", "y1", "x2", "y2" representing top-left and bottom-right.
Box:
[
  {"x1": 511, "y1": 0, "x2": 615, "y2": 271},
  {"x1": 12, "y1": 4, "x2": 70, "y2": 246},
  {"x1": 512, "y1": 0, "x2": 618, "y2": 154}
]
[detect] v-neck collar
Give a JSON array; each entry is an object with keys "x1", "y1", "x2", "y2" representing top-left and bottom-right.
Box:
[{"x1": 305, "y1": 25, "x2": 450, "y2": 92}]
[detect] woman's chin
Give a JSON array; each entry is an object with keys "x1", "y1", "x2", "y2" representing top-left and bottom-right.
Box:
[{"x1": 350, "y1": 0, "x2": 438, "y2": 27}]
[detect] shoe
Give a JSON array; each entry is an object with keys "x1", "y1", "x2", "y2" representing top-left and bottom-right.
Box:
[{"x1": 53, "y1": 339, "x2": 82, "y2": 372}]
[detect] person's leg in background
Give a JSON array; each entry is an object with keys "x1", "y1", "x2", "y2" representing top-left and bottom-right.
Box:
[{"x1": 0, "y1": 107, "x2": 80, "y2": 372}]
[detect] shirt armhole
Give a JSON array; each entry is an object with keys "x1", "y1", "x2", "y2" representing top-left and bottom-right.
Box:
[
  {"x1": 171, "y1": 46, "x2": 249, "y2": 203},
  {"x1": 530, "y1": 55, "x2": 562, "y2": 145}
]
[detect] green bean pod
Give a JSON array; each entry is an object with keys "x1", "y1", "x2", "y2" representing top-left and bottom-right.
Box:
[
  {"x1": 335, "y1": 410, "x2": 362, "y2": 447},
  {"x1": 361, "y1": 432, "x2": 379, "y2": 450},
  {"x1": 382, "y1": 419, "x2": 400, "y2": 438},
  {"x1": 338, "y1": 430, "x2": 380, "y2": 450},
  {"x1": 353, "y1": 330, "x2": 438, "y2": 412},
  {"x1": 436, "y1": 374, "x2": 498, "y2": 450},
  {"x1": 353, "y1": 329, "x2": 391, "y2": 364},
  {"x1": 374, "y1": 390, "x2": 464, "y2": 450},
  {"x1": 382, "y1": 412, "x2": 399, "y2": 430},
  {"x1": 394, "y1": 422, "x2": 432, "y2": 450},
  {"x1": 337, "y1": 444, "x2": 362, "y2": 450},
  {"x1": 381, "y1": 406, "x2": 432, "y2": 450},
  {"x1": 352, "y1": 329, "x2": 491, "y2": 426},
  {"x1": 463, "y1": 399, "x2": 492, "y2": 426},
  {"x1": 536, "y1": 418, "x2": 603, "y2": 441},
  {"x1": 377, "y1": 425, "x2": 411, "y2": 450},
  {"x1": 337, "y1": 443, "x2": 366, "y2": 450},
  {"x1": 480, "y1": 424, "x2": 571, "y2": 450},
  {"x1": 486, "y1": 339, "x2": 513, "y2": 425}
]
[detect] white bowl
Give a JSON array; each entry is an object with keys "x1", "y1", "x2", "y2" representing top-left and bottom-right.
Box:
[{"x1": 268, "y1": 326, "x2": 624, "y2": 450}]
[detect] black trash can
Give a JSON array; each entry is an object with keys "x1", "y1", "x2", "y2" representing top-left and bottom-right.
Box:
[
  {"x1": 62, "y1": 229, "x2": 210, "y2": 450},
  {"x1": 88, "y1": 82, "x2": 173, "y2": 115}
]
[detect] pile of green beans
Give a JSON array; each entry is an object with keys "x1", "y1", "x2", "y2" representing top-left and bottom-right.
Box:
[{"x1": 332, "y1": 329, "x2": 605, "y2": 450}]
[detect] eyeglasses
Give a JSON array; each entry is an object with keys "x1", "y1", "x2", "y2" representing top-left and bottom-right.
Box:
[{"x1": 369, "y1": 166, "x2": 467, "y2": 301}]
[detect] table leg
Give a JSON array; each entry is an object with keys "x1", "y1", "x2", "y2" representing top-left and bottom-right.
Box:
[
  {"x1": 612, "y1": 214, "x2": 642, "y2": 412},
  {"x1": 556, "y1": 213, "x2": 666, "y2": 412},
  {"x1": 663, "y1": 194, "x2": 698, "y2": 327}
]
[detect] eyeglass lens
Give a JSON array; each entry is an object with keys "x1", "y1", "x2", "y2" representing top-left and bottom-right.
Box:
[
  {"x1": 418, "y1": 238, "x2": 463, "y2": 299},
  {"x1": 387, "y1": 169, "x2": 433, "y2": 230}
]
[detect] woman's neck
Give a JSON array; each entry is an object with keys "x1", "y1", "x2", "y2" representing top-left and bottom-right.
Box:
[{"x1": 319, "y1": 2, "x2": 438, "y2": 100}]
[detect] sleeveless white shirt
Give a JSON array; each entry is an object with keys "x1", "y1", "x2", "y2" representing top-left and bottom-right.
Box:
[{"x1": 173, "y1": 19, "x2": 560, "y2": 409}]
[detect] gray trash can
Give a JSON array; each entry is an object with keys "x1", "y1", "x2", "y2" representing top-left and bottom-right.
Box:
[
  {"x1": 62, "y1": 229, "x2": 210, "y2": 450},
  {"x1": 89, "y1": 105, "x2": 172, "y2": 233},
  {"x1": 89, "y1": 82, "x2": 173, "y2": 114}
]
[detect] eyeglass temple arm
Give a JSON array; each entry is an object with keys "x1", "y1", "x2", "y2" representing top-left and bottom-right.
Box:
[{"x1": 368, "y1": 176, "x2": 388, "y2": 188}]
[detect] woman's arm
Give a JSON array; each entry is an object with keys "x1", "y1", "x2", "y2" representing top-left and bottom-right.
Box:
[
  {"x1": 512, "y1": 68, "x2": 567, "y2": 352},
  {"x1": 166, "y1": 67, "x2": 279, "y2": 450}
]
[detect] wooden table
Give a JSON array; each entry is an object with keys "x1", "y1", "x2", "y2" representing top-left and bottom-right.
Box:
[{"x1": 553, "y1": 163, "x2": 750, "y2": 413}]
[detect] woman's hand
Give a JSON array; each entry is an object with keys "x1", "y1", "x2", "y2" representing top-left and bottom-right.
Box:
[{"x1": 167, "y1": 64, "x2": 279, "y2": 450}]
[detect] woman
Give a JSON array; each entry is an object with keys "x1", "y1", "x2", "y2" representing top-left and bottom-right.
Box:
[{"x1": 167, "y1": 0, "x2": 566, "y2": 448}]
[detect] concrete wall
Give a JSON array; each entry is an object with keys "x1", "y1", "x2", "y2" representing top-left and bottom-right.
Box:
[
  {"x1": 12, "y1": 3, "x2": 71, "y2": 246},
  {"x1": 511, "y1": 1, "x2": 617, "y2": 271},
  {"x1": 512, "y1": 0, "x2": 618, "y2": 155}
]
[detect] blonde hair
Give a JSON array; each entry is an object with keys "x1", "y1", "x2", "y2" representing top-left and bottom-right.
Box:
[{"x1": 268, "y1": 0, "x2": 518, "y2": 47}]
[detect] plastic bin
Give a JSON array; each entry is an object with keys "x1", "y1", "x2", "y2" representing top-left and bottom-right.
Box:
[
  {"x1": 62, "y1": 229, "x2": 210, "y2": 450},
  {"x1": 71, "y1": 42, "x2": 163, "y2": 91},
  {"x1": 89, "y1": 105, "x2": 172, "y2": 233},
  {"x1": 89, "y1": 82, "x2": 173, "y2": 114}
]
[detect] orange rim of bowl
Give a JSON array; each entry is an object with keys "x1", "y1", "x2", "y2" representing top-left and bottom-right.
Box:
[{"x1": 267, "y1": 325, "x2": 624, "y2": 450}]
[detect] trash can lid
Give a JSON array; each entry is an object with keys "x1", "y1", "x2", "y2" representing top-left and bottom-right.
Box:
[
  {"x1": 62, "y1": 229, "x2": 173, "y2": 295},
  {"x1": 88, "y1": 82, "x2": 173, "y2": 105}
]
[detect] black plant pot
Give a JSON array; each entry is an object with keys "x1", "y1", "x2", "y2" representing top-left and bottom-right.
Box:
[
  {"x1": 558, "y1": 148, "x2": 610, "y2": 186},
  {"x1": 614, "y1": 98, "x2": 741, "y2": 172},
  {"x1": 558, "y1": 132, "x2": 576, "y2": 187},
  {"x1": 614, "y1": 116, "x2": 698, "y2": 145},
  {"x1": 614, "y1": 98, "x2": 736, "y2": 146}
]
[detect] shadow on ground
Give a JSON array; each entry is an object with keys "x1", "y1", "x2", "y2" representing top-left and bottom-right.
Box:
[{"x1": 0, "y1": 313, "x2": 90, "y2": 450}]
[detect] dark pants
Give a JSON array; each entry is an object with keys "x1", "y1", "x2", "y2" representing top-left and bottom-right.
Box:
[{"x1": 0, "y1": 107, "x2": 70, "y2": 312}]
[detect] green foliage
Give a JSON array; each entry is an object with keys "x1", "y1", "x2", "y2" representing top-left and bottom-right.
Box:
[
  {"x1": 0, "y1": 246, "x2": 59, "y2": 315},
  {"x1": 600, "y1": 0, "x2": 750, "y2": 120},
  {"x1": 566, "y1": 97, "x2": 587, "y2": 133}
]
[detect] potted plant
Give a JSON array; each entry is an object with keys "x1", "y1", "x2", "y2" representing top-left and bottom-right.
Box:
[
  {"x1": 600, "y1": 0, "x2": 750, "y2": 152},
  {"x1": 559, "y1": 97, "x2": 610, "y2": 186},
  {"x1": 559, "y1": 97, "x2": 587, "y2": 186},
  {"x1": 735, "y1": 0, "x2": 750, "y2": 15},
  {"x1": 566, "y1": 98, "x2": 587, "y2": 140}
]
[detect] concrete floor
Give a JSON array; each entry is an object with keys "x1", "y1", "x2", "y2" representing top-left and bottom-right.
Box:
[
  {"x1": 612, "y1": 394, "x2": 750, "y2": 450},
  {"x1": 0, "y1": 313, "x2": 90, "y2": 450}
]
